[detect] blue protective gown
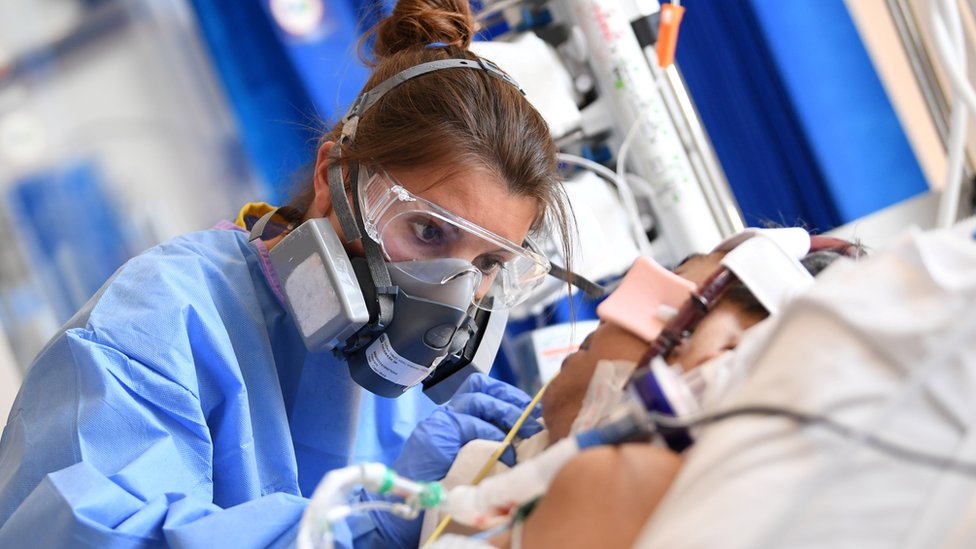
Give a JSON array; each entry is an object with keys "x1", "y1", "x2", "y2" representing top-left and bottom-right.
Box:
[{"x1": 0, "y1": 222, "x2": 438, "y2": 547}]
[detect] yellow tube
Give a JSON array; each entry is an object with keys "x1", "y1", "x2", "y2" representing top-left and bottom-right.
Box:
[{"x1": 423, "y1": 375, "x2": 556, "y2": 546}]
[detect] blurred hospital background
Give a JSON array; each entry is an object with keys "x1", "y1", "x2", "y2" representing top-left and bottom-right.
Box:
[{"x1": 1, "y1": 0, "x2": 972, "y2": 425}]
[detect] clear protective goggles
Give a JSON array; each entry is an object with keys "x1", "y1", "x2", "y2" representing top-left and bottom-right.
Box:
[{"x1": 358, "y1": 169, "x2": 552, "y2": 311}]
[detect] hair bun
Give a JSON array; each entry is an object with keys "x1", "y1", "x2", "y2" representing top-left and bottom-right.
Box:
[{"x1": 370, "y1": 0, "x2": 475, "y2": 61}]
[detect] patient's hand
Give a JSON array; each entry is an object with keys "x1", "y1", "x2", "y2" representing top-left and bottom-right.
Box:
[{"x1": 490, "y1": 444, "x2": 682, "y2": 548}]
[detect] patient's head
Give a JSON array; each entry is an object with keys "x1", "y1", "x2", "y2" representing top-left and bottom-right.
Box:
[
  {"x1": 543, "y1": 252, "x2": 755, "y2": 439},
  {"x1": 542, "y1": 244, "x2": 859, "y2": 441}
]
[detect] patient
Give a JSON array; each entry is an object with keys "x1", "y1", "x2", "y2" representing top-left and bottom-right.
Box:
[
  {"x1": 423, "y1": 230, "x2": 860, "y2": 546},
  {"x1": 542, "y1": 249, "x2": 770, "y2": 441},
  {"x1": 490, "y1": 237, "x2": 862, "y2": 549},
  {"x1": 544, "y1": 237, "x2": 859, "y2": 441}
]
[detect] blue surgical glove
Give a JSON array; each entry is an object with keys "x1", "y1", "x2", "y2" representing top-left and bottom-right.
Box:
[
  {"x1": 367, "y1": 374, "x2": 542, "y2": 547},
  {"x1": 399, "y1": 373, "x2": 543, "y2": 479}
]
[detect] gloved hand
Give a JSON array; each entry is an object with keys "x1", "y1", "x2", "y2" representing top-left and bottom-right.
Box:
[
  {"x1": 396, "y1": 373, "x2": 543, "y2": 480},
  {"x1": 369, "y1": 374, "x2": 542, "y2": 547}
]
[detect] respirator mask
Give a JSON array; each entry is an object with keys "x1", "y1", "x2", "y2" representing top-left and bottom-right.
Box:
[{"x1": 251, "y1": 58, "x2": 603, "y2": 401}]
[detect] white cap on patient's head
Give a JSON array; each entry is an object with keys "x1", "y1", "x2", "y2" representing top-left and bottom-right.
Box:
[
  {"x1": 719, "y1": 233, "x2": 814, "y2": 316},
  {"x1": 596, "y1": 227, "x2": 815, "y2": 342},
  {"x1": 711, "y1": 227, "x2": 811, "y2": 258},
  {"x1": 711, "y1": 227, "x2": 816, "y2": 316}
]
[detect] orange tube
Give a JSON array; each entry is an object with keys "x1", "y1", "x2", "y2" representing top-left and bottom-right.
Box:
[{"x1": 657, "y1": 3, "x2": 686, "y2": 68}]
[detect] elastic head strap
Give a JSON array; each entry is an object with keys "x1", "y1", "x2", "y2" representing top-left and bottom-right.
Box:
[
  {"x1": 349, "y1": 167, "x2": 396, "y2": 331},
  {"x1": 342, "y1": 58, "x2": 526, "y2": 133},
  {"x1": 327, "y1": 144, "x2": 361, "y2": 243},
  {"x1": 330, "y1": 57, "x2": 526, "y2": 243},
  {"x1": 248, "y1": 210, "x2": 279, "y2": 243}
]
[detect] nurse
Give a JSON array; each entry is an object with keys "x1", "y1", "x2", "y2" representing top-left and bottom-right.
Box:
[{"x1": 0, "y1": 0, "x2": 579, "y2": 546}]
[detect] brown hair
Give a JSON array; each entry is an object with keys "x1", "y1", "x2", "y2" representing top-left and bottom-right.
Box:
[{"x1": 288, "y1": 0, "x2": 575, "y2": 272}]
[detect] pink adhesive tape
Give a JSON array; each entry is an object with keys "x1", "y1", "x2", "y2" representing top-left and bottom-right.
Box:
[{"x1": 597, "y1": 256, "x2": 697, "y2": 342}]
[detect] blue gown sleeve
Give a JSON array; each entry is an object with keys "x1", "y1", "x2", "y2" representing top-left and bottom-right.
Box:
[{"x1": 0, "y1": 329, "x2": 373, "y2": 548}]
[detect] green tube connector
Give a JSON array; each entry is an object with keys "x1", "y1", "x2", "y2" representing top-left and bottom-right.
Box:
[
  {"x1": 418, "y1": 482, "x2": 444, "y2": 509},
  {"x1": 378, "y1": 467, "x2": 395, "y2": 495}
]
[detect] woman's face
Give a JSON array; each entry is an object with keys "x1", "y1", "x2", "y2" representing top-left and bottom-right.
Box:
[{"x1": 542, "y1": 253, "x2": 765, "y2": 440}]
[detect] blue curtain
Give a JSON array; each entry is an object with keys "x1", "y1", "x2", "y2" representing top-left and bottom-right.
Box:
[
  {"x1": 675, "y1": 0, "x2": 927, "y2": 230},
  {"x1": 187, "y1": 0, "x2": 384, "y2": 202}
]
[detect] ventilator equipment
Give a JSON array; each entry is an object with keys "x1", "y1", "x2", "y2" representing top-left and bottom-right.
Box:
[{"x1": 249, "y1": 58, "x2": 603, "y2": 400}]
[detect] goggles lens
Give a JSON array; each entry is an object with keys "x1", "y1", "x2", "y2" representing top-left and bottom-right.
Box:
[{"x1": 359, "y1": 169, "x2": 551, "y2": 311}]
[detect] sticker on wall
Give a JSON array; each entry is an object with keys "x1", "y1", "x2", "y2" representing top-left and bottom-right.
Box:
[{"x1": 269, "y1": 0, "x2": 326, "y2": 38}]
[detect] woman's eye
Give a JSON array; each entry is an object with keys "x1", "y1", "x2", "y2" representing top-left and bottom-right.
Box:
[
  {"x1": 410, "y1": 218, "x2": 445, "y2": 245},
  {"x1": 473, "y1": 255, "x2": 504, "y2": 274}
]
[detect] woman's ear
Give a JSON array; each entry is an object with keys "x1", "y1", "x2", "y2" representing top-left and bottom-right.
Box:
[{"x1": 309, "y1": 141, "x2": 336, "y2": 218}]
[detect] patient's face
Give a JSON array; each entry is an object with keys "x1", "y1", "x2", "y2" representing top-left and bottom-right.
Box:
[
  {"x1": 667, "y1": 300, "x2": 762, "y2": 373},
  {"x1": 543, "y1": 253, "x2": 764, "y2": 440}
]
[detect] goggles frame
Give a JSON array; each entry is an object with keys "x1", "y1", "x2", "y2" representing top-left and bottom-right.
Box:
[{"x1": 358, "y1": 169, "x2": 553, "y2": 310}]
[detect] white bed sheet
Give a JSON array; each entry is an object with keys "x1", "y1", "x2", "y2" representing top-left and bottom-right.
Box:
[{"x1": 635, "y1": 223, "x2": 976, "y2": 548}]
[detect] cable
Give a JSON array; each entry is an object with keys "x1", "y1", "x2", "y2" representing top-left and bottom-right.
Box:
[
  {"x1": 608, "y1": 64, "x2": 673, "y2": 256},
  {"x1": 557, "y1": 62, "x2": 674, "y2": 256},
  {"x1": 510, "y1": 517, "x2": 525, "y2": 549},
  {"x1": 613, "y1": 66, "x2": 674, "y2": 257},
  {"x1": 615, "y1": 114, "x2": 655, "y2": 256},
  {"x1": 329, "y1": 500, "x2": 418, "y2": 523},
  {"x1": 423, "y1": 374, "x2": 557, "y2": 547},
  {"x1": 558, "y1": 152, "x2": 619, "y2": 184},
  {"x1": 557, "y1": 152, "x2": 652, "y2": 256},
  {"x1": 652, "y1": 405, "x2": 976, "y2": 478}
]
